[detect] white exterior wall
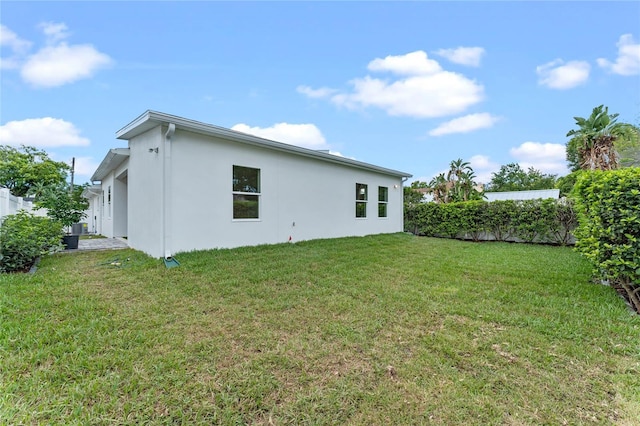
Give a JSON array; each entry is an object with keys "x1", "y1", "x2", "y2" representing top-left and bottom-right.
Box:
[
  {"x1": 127, "y1": 127, "x2": 403, "y2": 257},
  {"x1": 0, "y1": 188, "x2": 45, "y2": 220},
  {"x1": 85, "y1": 193, "x2": 101, "y2": 234},
  {"x1": 100, "y1": 173, "x2": 115, "y2": 237},
  {"x1": 98, "y1": 161, "x2": 129, "y2": 238},
  {"x1": 127, "y1": 127, "x2": 164, "y2": 256}
]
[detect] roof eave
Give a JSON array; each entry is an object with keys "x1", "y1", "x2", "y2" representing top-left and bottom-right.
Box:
[
  {"x1": 116, "y1": 111, "x2": 412, "y2": 178},
  {"x1": 91, "y1": 148, "x2": 130, "y2": 182}
]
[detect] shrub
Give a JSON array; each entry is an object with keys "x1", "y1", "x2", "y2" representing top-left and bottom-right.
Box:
[
  {"x1": 0, "y1": 211, "x2": 63, "y2": 273},
  {"x1": 484, "y1": 200, "x2": 517, "y2": 241},
  {"x1": 404, "y1": 199, "x2": 578, "y2": 245},
  {"x1": 573, "y1": 169, "x2": 640, "y2": 313}
]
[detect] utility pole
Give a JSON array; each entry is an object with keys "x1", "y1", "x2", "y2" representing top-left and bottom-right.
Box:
[{"x1": 70, "y1": 157, "x2": 75, "y2": 194}]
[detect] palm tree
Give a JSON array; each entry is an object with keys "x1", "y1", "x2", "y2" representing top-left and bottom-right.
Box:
[
  {"x1": 566, "y1": 105, "x2": 629, "y2": 171},
  {"x1": 447, "y1": 159, "x2": 482, "y2": 202},
  {"x1": 426, "y1": 173, "x2": 450, "y2": 203},
  {"x1": 447, "y1": 158, "x2": 472, "y2": 183},
  {"x1": 426, "y1": 159, "x2": 482, "y2": 203}
]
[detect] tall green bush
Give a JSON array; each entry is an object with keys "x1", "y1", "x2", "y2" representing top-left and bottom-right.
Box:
[
  {"x1": 573, "y1": 169, "x2": 640, "y2": 312},
  {"x1": 0, "y1": 211, "x2": 63, "y2": 273}
]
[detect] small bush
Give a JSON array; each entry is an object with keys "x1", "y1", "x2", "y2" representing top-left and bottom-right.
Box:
[{"x1": 0, "y1": 211, "x2": 64, "y2": 273}]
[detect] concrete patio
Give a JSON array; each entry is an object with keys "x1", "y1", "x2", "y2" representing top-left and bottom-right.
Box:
[{"x1": 66, "y1": 237, "x2": 129, "y2": 252}]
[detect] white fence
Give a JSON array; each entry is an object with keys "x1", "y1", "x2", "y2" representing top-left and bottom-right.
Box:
[{"x1": 0, "y1": 188, "x2": 47, "y2": 221}]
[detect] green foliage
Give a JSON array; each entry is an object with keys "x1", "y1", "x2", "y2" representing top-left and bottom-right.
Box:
[
  {"x1": 0, "y1": 145, "x2": 69, "y2": 197},
  {"x1": 403, "y1": 181, "x2": 427, "y2": 208},
  {"x1": 405, "y1": 199, "x2": 578, "y2": 245},
  {"x1": 0, "y1": 211, "x2": 63, "y2": 273},
  {"x1": 616, "y1": 125, "x2": 640, "y2": 168},
  {"x1": 555, "y1": 170, "x2": 584, "y2": 198},
  {"x1": 36, "y1": 183, "x2": 89, "y2": 230},
  {"x1": 550, "y1": 199, "x2": 579, "y2": 246},
  {"x1": 484, "y1": 200, "x2": 518, "y2": 241},
  {"x1": 573, "y1": 169, "x2": 640, "y2": 312},
  {"x1": 486, "y1": 163, "x2": 557, "y2": 192}
]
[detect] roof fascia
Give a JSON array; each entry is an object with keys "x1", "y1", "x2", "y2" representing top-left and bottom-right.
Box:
[
  {"x1": 116, "y1": 111, "x2": 412, "y2": 178},
  {"x1": 91, "y1": 148, "x2": 130, "y2": 182}
]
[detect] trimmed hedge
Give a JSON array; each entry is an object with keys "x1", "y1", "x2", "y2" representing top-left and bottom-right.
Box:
[
  {"x1": 0, "y1": 211, "x2": 63, "y2": 273},
  {"x1": 573, "y1": 169, "x2": 640, "y2": 313},
  {"x1": 404, "y1": 199, "x2": 577, "y2": 245}
]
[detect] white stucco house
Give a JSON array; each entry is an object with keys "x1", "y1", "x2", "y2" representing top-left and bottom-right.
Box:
[{"x1": 86, "y1": 111, "x2": 412, "y2": 258}]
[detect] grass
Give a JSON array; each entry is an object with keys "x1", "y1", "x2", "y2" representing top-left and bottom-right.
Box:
[{"x1": 1, "y1": 233, "x2": 639, "y2": 425}]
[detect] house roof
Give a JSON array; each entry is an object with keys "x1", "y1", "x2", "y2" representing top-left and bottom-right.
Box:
[
  {"x1": 81, "y1": 184, "x2": 102, "y2": 198},
  {"x1": 116, "y1": 110, "x2": 412, "y2": 178},
  {"x1": 484, "y1": 189, "x2": 560, "y2": 202},
  {"x1": 91, "y1": 148, "x2": 130, "y2": 182}
]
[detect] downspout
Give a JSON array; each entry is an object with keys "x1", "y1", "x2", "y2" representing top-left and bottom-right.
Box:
[{"x1": 163, "y1": 123, "x2": 176, "y2": 260}]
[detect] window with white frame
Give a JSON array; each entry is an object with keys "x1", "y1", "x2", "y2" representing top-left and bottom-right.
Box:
[
  {"x1": 356, "y1": 183, "x2": 367, "y2": 218},
  {"x1": 232, "y1": 165, "x2": 260, "y2": 219},
  {"x1": 378, "y1": 186, "x2": 388, "y2": 218},
  {"x1": 107, "y1": 186, "x2": 111, "y2": 218}
]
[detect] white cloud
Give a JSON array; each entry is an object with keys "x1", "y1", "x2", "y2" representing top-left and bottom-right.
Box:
[
  {"x1": 1, "y1": 22, "x2": 112, "y2": 88},
  {"x1": 0, "y1": 24, "x2": 32, "y2": 69},
  {"x1": 72, "y1": 156, "x2": 100, "y2": 177},
  {"x1": 434, "y1": 47, "x2": 485, "y2": 67},
  {"x1": 367, "y1": 50, "x2": 442, "y2": 75},
  {"x1": 300, "y1": 50, "x2": 484, "y2": 118},
  {"x1": 536, "y1": 59, "x2": 590, "y2": 89},
  {"x1": 597, "y1": 34, "x2": 640, "y2": 76},
  {"x1": 231, "y1": 122, "x2": 328, "y2": 150},
  {"x1": 510, "y1": 142, "x2": 568, "y2": 175},
  {"x1": 0, "y1": 24, "x2": 31, "y2": 52},
  {"x1": 0, "y1": 117, "x2": 90, "y2": 147},
  {"x1": 469, "y1": 154, "x2": 499, "y2": 184},
  {"x1": 296, "y1": 85, "x2": 337, "y2": 99},
  {"x1": 22, "y1": 43, "x2": 112, "y2": 88},
  {"x1": 39, "y1": 22, "x2": 71, "y2": 44},
  {"x1": 428, "y1": 112, "x2": 500, "y2": 136}
]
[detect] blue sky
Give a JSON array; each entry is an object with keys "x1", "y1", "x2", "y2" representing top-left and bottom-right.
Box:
[{"x1": 1, "y1": 1, "x2": 639, "y2": 185}]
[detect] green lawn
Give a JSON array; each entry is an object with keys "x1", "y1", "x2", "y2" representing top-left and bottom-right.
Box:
[{"x1": 1, "y1": 234, "x2": 639, "y2": 425}]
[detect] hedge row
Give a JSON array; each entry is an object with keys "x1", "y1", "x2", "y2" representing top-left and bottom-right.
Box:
[
  {"x1": 573, "y1": 169, "x2": 640, "y2": 313},
  {"x1": 0, "y1": 211, "x2": 63, "y2": 273},
  {"x1": 404, "y1": 199, "x2": 577, "y2": 245}
]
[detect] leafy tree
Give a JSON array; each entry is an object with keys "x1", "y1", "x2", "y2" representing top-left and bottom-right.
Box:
[
  {"x1": 555, "y1": 170, "x2": 583, "y2": 198},
  {"x1": 404, "y1": 181, "x2": 427, "y2": 207},
  {"x1": 486, "y1": 163, "x2": 557, "y2": 192},
  {"x1": 565, "y1": 105, "x2": 634, "y2": 171},
  {"x1": 0, "y1": 145, "x2": 70, "y2": 197},
  {"x1": 36, "y1": 183, "x2": 89, "y2": 232}
]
